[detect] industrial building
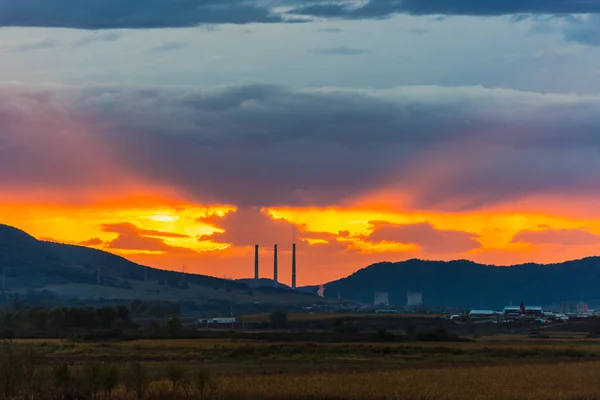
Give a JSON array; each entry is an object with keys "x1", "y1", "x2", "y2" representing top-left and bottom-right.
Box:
[
  {"x1": 407, "y1": 292, "x2": 423, "y2": 307},
  {"x1": 198, "y1": 317, "x2": 236, "y2": 324},
  {"x1": 503, "y1": 306, "x2": 543, "y2": 318},
  {"x1": 374, "y1": 292, "x2": 390, "y2": 306},
  {"x1": 469, "y1": 310, "x2": 498, "y2": 319}
]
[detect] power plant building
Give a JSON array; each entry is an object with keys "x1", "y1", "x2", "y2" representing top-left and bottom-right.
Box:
[
  {"x1": 407, "y1": 292, "x2": 423, "y2": 307},
  {"x1": 374, "y1": 292, "x2": 390, "y2": 306}
]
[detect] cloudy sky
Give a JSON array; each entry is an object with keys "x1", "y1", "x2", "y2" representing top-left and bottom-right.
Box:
[{"x1": 4, "y1": 0, "x2": 600, "y2": 285}]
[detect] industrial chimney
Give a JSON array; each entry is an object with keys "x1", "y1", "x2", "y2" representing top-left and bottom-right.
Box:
[
  {"x1": 254, "y1": 244, "x2": 259, "y2": 286},
  {"x1": 292, "y1": 243, "x2": 297, "y2": 289},
  {"x1": 273, "y1": 244, "x2": 278, "y2": 287}
]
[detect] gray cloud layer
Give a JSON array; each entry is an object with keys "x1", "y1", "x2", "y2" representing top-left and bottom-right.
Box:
[
  {"x1": 3, "y1": 82, "x2": 600, "y2": 210},
  {"x1": 0, "y1": 0, "x2": 284, "y2": 29},
  {"x1": 290, "y1": 0, "x2": 600, "y2": 19},
  {"x1": 3, "y1": 1, "x2": 600, "y2": 29}
]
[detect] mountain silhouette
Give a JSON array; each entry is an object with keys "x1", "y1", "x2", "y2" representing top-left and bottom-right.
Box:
[
  {"x1": 0, "y1": 224, "x2": 245, "y2": 290},
  {"x1": 322, "y1": 258, "x2": 600, "y2": 309}
]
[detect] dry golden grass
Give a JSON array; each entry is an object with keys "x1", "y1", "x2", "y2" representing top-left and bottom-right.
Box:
[
  {"x1": 11, "y1": 338, "x2": 600, "y2": 399},
  {"x1": 217, "y1": 362, "x2": 600, "y2": 400}
]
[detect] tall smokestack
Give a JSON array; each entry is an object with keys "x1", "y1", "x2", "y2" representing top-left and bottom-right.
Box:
[
  {"x1": 273, "y1": 244, "x2": 278, "y2": 287},
  {"x1": 292, "y1": 243, "x2": 297, "y2": 289},
  {"x1": 254, "y1": 245, "x2": 259, "y2": 286}
]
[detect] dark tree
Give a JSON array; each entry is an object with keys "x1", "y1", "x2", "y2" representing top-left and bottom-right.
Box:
[{"x1": 269, "y1": 311, "x2": 288, "y2": 329}]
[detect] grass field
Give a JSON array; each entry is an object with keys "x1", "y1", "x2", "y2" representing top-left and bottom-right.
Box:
[{"x1": 9, "y1": 336, "x2": 600, "y2": 399}]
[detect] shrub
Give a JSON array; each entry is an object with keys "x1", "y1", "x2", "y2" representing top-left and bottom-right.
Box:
[
  {"x1": 414, "y1": 327, "x2": 463, "y2": 342},
  {"x1": 167, "y1": 317, "x2": 183, "y2": 337},
  {"x1": 102, "y1": 364, "x2": 120, "y2": 400},
  {"x1": 195, "y1": 369, "x2": 218, "y2": 400},
  {"x1": 125, "y1": 362, "x2": 150, "y2": 400},
  {"x1": 84, "y1": 362, "x2": 103, "y2": 400},
  {"x1": 374, "y1": 329, "x2": 396, "y2": 342},
  {"x1": 165, "y1": 363, "x2": 186, "y2": 397},
  {"x1": 0, "y1": 341, "x2": 24, "y2": 398},
  {"x1": 269, "y1": 311, "x2": 288, "y2": 329},
  {"x1": 53, "y1": 364, "x2": 71, "y2": 392}
]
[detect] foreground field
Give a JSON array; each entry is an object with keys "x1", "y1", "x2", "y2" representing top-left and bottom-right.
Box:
[{"x1": 8, "y1": 336, "x2": 600, "y2": 399}]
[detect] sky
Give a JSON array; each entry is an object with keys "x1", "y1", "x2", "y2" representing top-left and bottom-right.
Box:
[{"x1": 4, "y1": 0, "x2": 600, "y2": 285}]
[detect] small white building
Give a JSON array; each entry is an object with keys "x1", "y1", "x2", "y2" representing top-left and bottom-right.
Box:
[
  {"x1": 199, "y1": 317, "x2": 236, "y2": 324},
  {"x1": 469, "y1": 310, "x2": 498, "y2": 319}
]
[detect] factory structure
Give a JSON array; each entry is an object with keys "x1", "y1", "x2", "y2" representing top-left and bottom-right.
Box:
[
  {"x1": 465, "y1": 301, "x2": 595, "y2": 322},
  {"x1": 372, "y1": 291, "x2": 424, "y2": 312},
  {"x1": 253, "y1": 242, "x2": 297, "y2": 289}
]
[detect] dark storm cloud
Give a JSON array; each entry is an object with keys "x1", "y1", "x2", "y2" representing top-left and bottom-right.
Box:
[
  {"x1": 3, "y1": 82, "x2": 600, "y2": 210},
  {"x1": 289, "y1": 0, "x2": 600, "y2": 20},
  {"x1": 0, "y1": 0, "x2": 284, "y2": 29},
  {"x1": 4, "y1": 0, "x2": 600, "y2": 29}
]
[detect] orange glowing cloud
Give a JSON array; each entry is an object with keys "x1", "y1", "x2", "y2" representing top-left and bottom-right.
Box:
[{"x1": 5, "y1": 83, "x2": 600, "y2": 284}]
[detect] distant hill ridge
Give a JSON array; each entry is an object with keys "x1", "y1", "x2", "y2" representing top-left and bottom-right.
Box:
[
  {"x1": 321, "y1": 258, "x2": 600, "y2": 308},
  {"x1": 0, "y1": 223, "x2": 246, "y2": 290}
]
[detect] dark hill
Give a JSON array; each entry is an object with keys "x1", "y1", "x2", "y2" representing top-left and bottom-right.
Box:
[
  {"x1": 0, "y1": 224, "x2": 246, "y2": 291},
  {"x1": 322, "y1": 258, "x2": 600, "y2": 309},
  {"x1": 237, "y1": 278, "x2": 291, "y2": 289}
]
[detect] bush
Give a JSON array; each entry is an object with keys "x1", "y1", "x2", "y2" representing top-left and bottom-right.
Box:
[
  {"x1": 84, "y1": 362, "x2": 103, "y2": 400},
  {"x1": 414, "y1": 327, "x2": 463, "y2": 342},
  {"x1": 333, "y1": 319, "x2": 359, "y2": 334},
  {"x1": 195, "y1": 369, "x2": 218, "y2": 400},
  {"x1": 167, "y1": 317, "x2": 183, "y2": 337},
  {"x1": 0, "y1": 342, "x2": 43, "y2": 399},
  {"x1": 125, "y1": 362, "x2": 150, "y2": 400},
  {"x1": 374, "y1": 329, "x2": 396, "y2": 342},
  {"x1": 102, "y1": 364, "x2": 120, "y2": 400},
  {"x1": 269, "y1": 311, "x2": 288, "y2": 329},
  {"x1": 165, "y1": 363, "x2": 186, "y2": 397}
]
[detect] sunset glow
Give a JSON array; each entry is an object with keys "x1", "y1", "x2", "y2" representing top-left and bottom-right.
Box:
[
  {"x1": 4, "y1": 7, "x2": 600, "y2": 286},
  {"x1": 4, "y1": 197, "x2": 600, "y2": 285}
]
